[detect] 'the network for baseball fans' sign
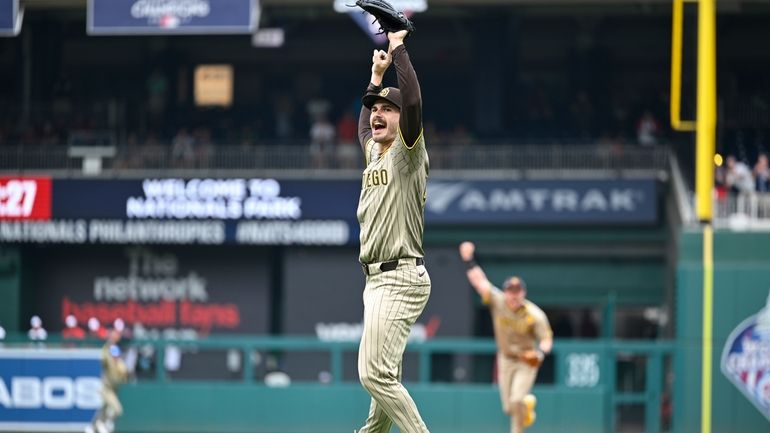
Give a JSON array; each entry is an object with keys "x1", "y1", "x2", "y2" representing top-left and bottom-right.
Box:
[
  {"x1": 32, "y1": 245, "x2": 272, "y2": 339},
  {"x1": 721, "y1": 290, "x2": 770, "y2": 421},
  {"x1": 0, "y1": 349, "x2": 101, "y2": 432},
  {"x1": 88, "y1": 0, "x2": 259, "y2": 35},
  {"x1": 0, "y1": 0, "x2": 21, "y2": 37}
]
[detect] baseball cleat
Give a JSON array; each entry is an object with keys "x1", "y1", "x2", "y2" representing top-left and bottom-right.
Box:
[
  {"x1": 95, "y1": 420, "x2": 109, "y2": 433},
  {"x1": 523, "y1": 394, "x2": 537, "y2": 428}
]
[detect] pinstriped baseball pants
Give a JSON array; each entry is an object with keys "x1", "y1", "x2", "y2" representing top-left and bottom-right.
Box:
[
  {"x1": 497, "y1": 355, "x2": 538, "y2": 433},
  {"x1": 357, "y1": 261, "x2": 431, "y2": 433}
]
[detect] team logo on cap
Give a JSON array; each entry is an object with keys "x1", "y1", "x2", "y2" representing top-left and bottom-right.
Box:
[
  {"x1": 379, "y1": 88, "x2": 390, "y2": 97},
  {"x1": 721, "y1": 289, "x2": 770, "y2": 421}
]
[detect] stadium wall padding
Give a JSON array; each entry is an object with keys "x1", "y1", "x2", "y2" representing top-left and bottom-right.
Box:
[
  {"x1": 675, "y1": 230, "x2": 770, "y2": 433},
  {"x1": 115, "y1": 383, "x2": 605, "y2": 433}
]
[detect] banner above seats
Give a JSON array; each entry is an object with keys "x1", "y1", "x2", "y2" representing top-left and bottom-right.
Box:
[
  {"x1": 87, "y1": 0, "x2": 260, "y2": 35},
  {"x1": 0, "y1": 0, "x2": 22, "y2": 37}
]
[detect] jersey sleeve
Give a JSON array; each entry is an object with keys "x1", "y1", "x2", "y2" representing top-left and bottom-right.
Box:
[
  {"x1": 532, "y1": 305, "x2": 553, "y2": 341},
  {"x1": 391, "y1": 45, "x2": 423, "y2": 150},
  {"x1": 484, "y1": 286, "x2": 505, "y2": 312}
]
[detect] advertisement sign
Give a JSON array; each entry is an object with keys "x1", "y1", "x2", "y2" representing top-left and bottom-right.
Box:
[
  {"x1": 426, "y1": 179, "x2": 657, "y2": 224},
  {"x1": 0, "y1": 0, "x2": 22, "y2": 37},
  {"x1": 50, "y1": 178, "x2": 656, "y2": 224},
  {"x1": 0, "y1": 349, "x2": 101, "y2": 432},
  {"x1": 0, "y1": 178, "x2": 658, "y2": 245},
  {"x1": 32, "y1": 246, "x2": 272, "y2": 339},
  {"x1": 52, "y1": 178, "x2": 360, "y2": 221},
  {"x1": 88, "y1": 0, "x2": 258, "y2": 35},
  {"x1": 281, "y1": 246, "x2": 471, "y2": 381},
  {"x1": 0, "y1": 219, "x2": 351, "y2": 246},
  {"x1": 721, "y1": 290, "x2": 770, "y2": 421},
  {"x1": 0, "y1": 177, "x2": 359, "y2": 245},
  {"x1": 0, "y1": 177, "x2": 51, "y2": 221},
  {"x1": 283, "y1": 246, "x2": 470, "y2": 341}
]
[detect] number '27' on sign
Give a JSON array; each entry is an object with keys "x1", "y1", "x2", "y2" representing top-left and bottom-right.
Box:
[{"x1": 0, "y1": 177, "x2": 52, "y2": 220}]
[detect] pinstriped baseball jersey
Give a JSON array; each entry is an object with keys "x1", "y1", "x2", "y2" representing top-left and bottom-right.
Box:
[
  {"x1": 485, "y1": 288, "x2": 552, "y2": 358},
  {"x1": 357, "y1": 130, "x2": 428, "y2": 264}
]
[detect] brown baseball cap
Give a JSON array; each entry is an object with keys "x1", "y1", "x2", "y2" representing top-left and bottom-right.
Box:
[
  {"x1": 362, "y1": 87, "x2": 402, "y2": 110},
  {"x1": 503, "y1": 276, "x2": 527, "y2": 292}
]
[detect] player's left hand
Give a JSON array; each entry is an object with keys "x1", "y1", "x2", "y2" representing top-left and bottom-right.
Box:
[
  {"x1": 388, "y1": 30, "x2": 408, "y2": 49},
  {"x1": 521, "y1": 350, "x2": 544, "y2": 367}
]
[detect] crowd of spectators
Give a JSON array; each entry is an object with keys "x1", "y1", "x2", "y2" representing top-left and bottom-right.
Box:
[
  {"x1": 1, "y1": 82, "x2": 769, "y2": 175},
  {"x1": 716, "y1": 153, "x2": 770, "y2": 196}
]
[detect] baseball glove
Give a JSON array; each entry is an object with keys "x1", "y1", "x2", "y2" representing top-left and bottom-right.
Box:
[
  {"x1": 520, "y1": 350, "x2": 545, "y2": 368},
  {"x1": 355, "y1": 0, "x2": 415, "y2": 36}
]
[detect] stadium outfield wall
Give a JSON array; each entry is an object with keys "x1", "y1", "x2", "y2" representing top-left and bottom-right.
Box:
[{"x1": 675, "y1": 231, "x2": 770, "y2": 433}]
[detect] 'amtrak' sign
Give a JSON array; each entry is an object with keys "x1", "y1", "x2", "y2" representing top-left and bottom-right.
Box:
[
  {"x1": 88, "y1": 0, "x2": 259, "y2": 35},
  {"x1": 425, "y1": 179, "x2": 657, "y2": 224},
  {"x1": 721, "y1": 291, "x2": 770, "y2": 422}
]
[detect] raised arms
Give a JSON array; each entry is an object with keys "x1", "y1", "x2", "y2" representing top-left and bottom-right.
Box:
[
  {"x1": 358, "y1": 48, "x2": 392, "y2": 149},
  {"x1": 388, "y1": 31, "x2": 422, "y2": 148},
  {"x1": 459, "y1": 241, "x2": 493, "y2": 302},
  {"x1": 358, "y1": 31, "x2": 422, "y2": 151}
]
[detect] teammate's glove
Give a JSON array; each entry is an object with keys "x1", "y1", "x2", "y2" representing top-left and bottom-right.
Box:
[
  {"x1": 521, "y1": 350, "x2": 545, "y2": 368},
  {"x1": 354, "y1": 0, "x2": 415, "y2": 36}
]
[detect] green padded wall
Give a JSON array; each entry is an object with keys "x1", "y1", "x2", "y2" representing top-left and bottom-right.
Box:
[
  {"x1": 675, "y1": 230, "x2": 770, "y2": 433},
  {"x1": 116, "y1": 384, "x2": 605, "y2": 433}
]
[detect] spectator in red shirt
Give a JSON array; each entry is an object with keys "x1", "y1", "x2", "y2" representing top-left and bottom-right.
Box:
[
  {"x1": 88, "y1": 317, "x2": 109, "y2": 340},
  {"x1": 62, "y1": 315, "x2": 86, "y2": 340}
]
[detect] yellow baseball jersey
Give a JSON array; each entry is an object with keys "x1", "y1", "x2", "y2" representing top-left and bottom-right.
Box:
[
  {"x1": 485, "y1": 287, "x2": 552, "y2": 358},
  {"x1": 357, "y1": 131, "x2": 428, "y2": 264}
]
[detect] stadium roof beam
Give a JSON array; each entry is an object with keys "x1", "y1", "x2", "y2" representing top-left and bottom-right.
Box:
[
  {"x1": 21, "y1": 0, "x2": 770, "y2": 10},
  {"x1": 16, "y1": 0, "x2": 706, "y2": 9}
]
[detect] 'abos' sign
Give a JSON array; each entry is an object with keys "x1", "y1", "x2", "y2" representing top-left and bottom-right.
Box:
[
  {"x1": 0, "y1": 349, "x2": 102, "y2": 431},
  {"x1": 0, "y1": 377, "x2": 100, "y2": 409}
]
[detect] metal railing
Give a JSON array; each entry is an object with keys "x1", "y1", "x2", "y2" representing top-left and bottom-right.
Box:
[
  {"x1": 0, "y1": 143, "x2": 670, "y2": 175},
  {"x1": 716, "y1": 192, "x2": 770, "y2": 219},
  {"x1": 687, "y1": 192, "x2": 770, "y2": 230}
]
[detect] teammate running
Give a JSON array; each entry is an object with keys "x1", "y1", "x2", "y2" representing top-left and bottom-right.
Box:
[{"x1": 459, "y1": 241, "x2": 553, "y2": 433}]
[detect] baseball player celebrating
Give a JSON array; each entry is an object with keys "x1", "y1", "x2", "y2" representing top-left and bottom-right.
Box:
[
  {"x1": 354, "y1": 26, "x2": 431, "y2": 433},
  {"x1": 86, "y1": 329, "x2": 128, "y2": 433},
  {"x1": 459, "y1": 241, "x2": 553, "y2": 433}
]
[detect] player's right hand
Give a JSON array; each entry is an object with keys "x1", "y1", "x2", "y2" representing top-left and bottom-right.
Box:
[
  {"x1": 459, "y1": 241, "x2": 475, "y2": 261},
  {"x1": 371, "y1": 49, "x2": 392, "y2": 75}
]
